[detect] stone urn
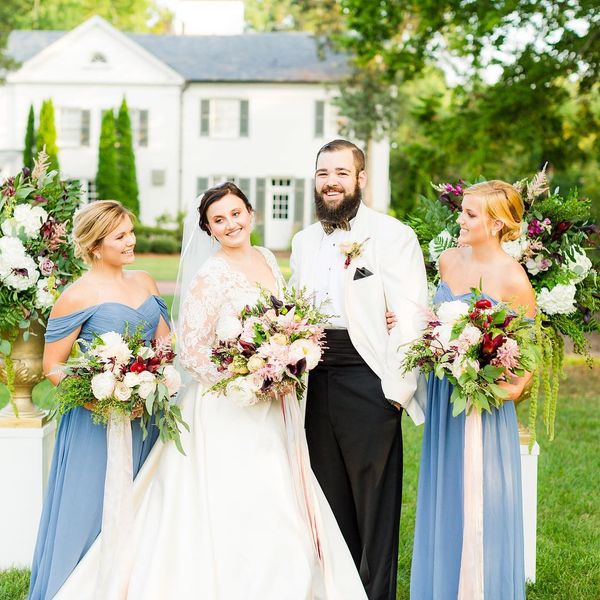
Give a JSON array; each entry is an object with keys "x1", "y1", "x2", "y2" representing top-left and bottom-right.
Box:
[{"x1": 0, "y1": 320, "x2": 48, "y2": 427}]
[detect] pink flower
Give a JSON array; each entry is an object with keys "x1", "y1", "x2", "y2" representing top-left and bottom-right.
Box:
[
  {"x1": 491, "y1": 338, "x2": 520, "y2": 370},
  {"x1": 38, "y1": 256, "x2": 55, "y2": 276}
]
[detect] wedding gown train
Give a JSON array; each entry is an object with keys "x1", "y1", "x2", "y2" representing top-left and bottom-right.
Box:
[{"x1": 55, "y1": 247, "x2": 367, "y2": 600}]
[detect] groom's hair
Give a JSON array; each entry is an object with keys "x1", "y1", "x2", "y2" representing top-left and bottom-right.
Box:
[
  {"x1": 315, "y1": 139, "x2": 365, "y2": 174},
  {"x1": 198, "y1": 181, "x2": 253, "y2": 234}
]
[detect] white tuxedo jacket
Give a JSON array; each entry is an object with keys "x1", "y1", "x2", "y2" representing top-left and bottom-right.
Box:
[{"x1": 290, "y1": 203, "x2": 428, "y2": 425}]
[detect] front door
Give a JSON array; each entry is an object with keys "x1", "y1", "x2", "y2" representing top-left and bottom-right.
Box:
[{"x1": 265, "y1": 177, "x2": 294, "y2": 250}]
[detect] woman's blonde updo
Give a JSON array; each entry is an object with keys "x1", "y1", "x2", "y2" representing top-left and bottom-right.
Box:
[
  {"x1": 463, "y1": 180, "x2": 524, "y2": 242},
  {"x1": 73, "y1": 200, "x2": 135, "y2": 264}
]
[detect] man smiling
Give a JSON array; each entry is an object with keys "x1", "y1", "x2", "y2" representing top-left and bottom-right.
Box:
[{"x1": 290, "y1": 139, "x2": 428, "y2": 600}]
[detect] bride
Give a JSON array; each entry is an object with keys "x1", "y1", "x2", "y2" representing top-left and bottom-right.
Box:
[{"x1": 55, "y1": 182, "x2": 367, "y2": 600}]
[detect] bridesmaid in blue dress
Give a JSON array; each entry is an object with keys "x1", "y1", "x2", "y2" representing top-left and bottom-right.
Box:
[
  {"x1": 410, "y1": 181, "x2": 536, "y2": 600},
  {"x1": 28, "y1": 201, "x2": 170, "y2": 600}
]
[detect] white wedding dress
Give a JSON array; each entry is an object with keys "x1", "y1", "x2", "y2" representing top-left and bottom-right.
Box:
[{"x1": 55, "y1": 247, "x2": 367, "y2": 600}]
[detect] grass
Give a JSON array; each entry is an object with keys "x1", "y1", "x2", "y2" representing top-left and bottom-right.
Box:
[
  {"x1": 125, "y1": 254, "x2": 180, "y2": 280},
  {"x1": 1, "y1": 362, "x2": 598, "y2": 599},
  {"x1": 126, "y1": 253, "x2": 292, "y2": 282}
]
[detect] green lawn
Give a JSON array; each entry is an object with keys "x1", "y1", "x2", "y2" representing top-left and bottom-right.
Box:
[
  {"x1": 1, "y1": 361, "x2": 598, "y2": 599},
  {"x1": 125, "y1": 254, "x2": 181, "y2": 280},
  {"x1": 126, "y1": 253, "x2": 291, "y2": 282}
]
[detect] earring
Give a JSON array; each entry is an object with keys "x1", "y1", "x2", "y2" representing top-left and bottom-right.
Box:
[{"x1": 94, "y1": 253, "x2": 101, "y2": 260}]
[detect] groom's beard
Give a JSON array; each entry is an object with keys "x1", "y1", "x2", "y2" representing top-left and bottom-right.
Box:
[{"x1": 314, "y1": 182, "x2": 362, "y2": 225}]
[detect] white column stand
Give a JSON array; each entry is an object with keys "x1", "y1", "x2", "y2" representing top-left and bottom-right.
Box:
[
  {"x1": 520, "y1": 436, "x2": 540, "y2": 583},
  {"x1": 0, "y1": 420, "x2": 56, "y2": 569}
]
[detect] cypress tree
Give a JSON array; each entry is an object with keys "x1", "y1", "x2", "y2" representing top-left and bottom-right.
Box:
[
  {"x1": 95, "y1": 109, "x2": 120, "y2": 201},
  {"x1": 36, "y1": 99, "x2": 59, "y2": 171},
  {"x1": 115, "y1": 98, "x2": 140, "y2": 216},
  {"x1": 23, "y1": 104, "x2": 35, "y2": 169}
]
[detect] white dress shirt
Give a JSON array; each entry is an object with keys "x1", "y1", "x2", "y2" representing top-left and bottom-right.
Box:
[{"x1": 312, "y1": 222, "x2": 355, "y2": 328}]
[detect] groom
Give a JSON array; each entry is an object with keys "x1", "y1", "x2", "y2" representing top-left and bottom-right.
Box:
[{"x1": 290, "y1": 139, "x2": 428, "y2": 600}]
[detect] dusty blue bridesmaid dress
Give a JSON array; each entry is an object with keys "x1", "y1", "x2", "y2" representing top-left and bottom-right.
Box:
[
  {"x1": 411, "y1": 282, "x2": 526, "y2": 600},
  {"x1": 28, "y1": 296, "x2": 169, "y2": 600}
]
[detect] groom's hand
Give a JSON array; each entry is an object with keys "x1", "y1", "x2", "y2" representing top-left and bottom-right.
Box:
[{"x1": 385, "y1": 311, "x2": 397, "y2": 332}]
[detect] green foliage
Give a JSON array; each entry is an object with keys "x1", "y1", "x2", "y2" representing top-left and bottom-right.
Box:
[
  {"x1": 23, "y1": 105, "x2": 35, "y2": 169},
  {"x1": 95, "y1": 109, "x2": 120, "y2": 201},
  {"x1": 13, "y1": 0, "x2": 172, "y2": 32},
  {"x1": 35, "y1": 99, "x2": 59, "y2": 171},
  {"x1": 149, "y1": 236, "x2": 179, "y2": 254},
  {"x1": 115, "y1": 98, "x2": 140, "y2": 216}
]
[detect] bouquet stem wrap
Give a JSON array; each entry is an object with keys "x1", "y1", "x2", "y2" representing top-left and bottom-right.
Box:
[
  {"x1": 458, "y1": 404, "x2": 484, "y2": 600},
  {"x1": 95, "y1": 411, "x2": 134, "y2": 600},
  {"x1": 280, "y1": 389, "x2": 324, "y2": 567}
]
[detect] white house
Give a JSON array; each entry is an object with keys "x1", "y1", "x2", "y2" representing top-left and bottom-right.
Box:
[{"x1": 0, "y1": 6, "x2": 391, "y2": 249}]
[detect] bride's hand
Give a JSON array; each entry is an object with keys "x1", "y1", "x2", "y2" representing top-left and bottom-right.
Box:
[
  {"x1": 496, "y1": 371, "x2": 533, "y2": 402},
  {"x1": 385, "y1": 311, "x2": 397, "y2": 332}
]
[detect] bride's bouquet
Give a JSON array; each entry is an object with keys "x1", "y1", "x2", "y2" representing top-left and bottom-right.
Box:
[
  {"x1": 56, "y1": 324, "x2": 189, "y2": 452},
  {"x1": 209, "y1": 287, "x2": 329, "y2": 405},
  {"x1": 402, "y1": 290, "x2": 540, "y2": 416}
]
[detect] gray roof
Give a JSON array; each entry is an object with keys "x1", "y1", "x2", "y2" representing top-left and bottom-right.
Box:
[{"x1": 7, "y1": 29, "x2": 349, "y2": 82}]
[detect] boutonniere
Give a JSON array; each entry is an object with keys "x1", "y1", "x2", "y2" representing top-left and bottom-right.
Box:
[{"x1": 339, "y1": 238, "x2": 370, "y2": 269}]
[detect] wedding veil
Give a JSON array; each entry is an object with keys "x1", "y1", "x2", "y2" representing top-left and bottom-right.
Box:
[{"x1": 171, "y1": 195, "x2": 220, "y2": 385}]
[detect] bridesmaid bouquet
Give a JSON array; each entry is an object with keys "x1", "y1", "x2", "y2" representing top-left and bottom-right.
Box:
[
  {"x1": 56, "y1": 325, "x2": 189, "y2": 452},
  {"x1": 402, "y1": 291, "x2": 540, "y2": 416},
  {"x1": 208, "y1": 287, "x2": 329, "y2": 405}
]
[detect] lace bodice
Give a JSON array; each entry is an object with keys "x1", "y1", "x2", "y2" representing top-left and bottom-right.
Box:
[{"x1": 178, "y1": 247, "x2": 284, "y2": 386}]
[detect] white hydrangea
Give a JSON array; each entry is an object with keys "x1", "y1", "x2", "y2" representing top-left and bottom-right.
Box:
[
  {"x1": 35, "y1": 278, "x2": 55, "y2": 309},
  {"x1": 564, "y1": 248, "x2": 592, "y2": 284},
  {"x1": 0, "y1": 237, "x2": 39, "y2": 291},
  {"x1": 428, "y1": 230, "x2": 455, "y2": 264},
  {"x1": 536, "y1": 284, "x2": 577, "y2": 315},
  {"x1": 1, "y1": 205, "x2": 48, "y2": 239}
]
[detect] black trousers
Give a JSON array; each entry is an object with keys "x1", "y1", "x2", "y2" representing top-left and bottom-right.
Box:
[{"x1": 305, "y1": 330, "x2": 403, "y2": 600}]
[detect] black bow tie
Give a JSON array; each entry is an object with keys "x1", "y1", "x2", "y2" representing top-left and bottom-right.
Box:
[{"x1": 321, "y1": 219, "x2": 352, "y2": 235}]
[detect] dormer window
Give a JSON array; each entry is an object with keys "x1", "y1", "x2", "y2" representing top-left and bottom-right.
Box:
[{"x1": 91, "y1": 52, "x2": 107, "y2": 64}]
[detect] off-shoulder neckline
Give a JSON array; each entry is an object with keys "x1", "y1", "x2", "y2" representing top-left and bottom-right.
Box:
[{"x1": 48, "y1": 294, "x2": 164, "y2": 321}]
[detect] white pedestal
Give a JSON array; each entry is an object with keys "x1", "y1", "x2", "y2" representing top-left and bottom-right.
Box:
[
  {"x1": 520, "y1": 442, "x2": 539, "y2": 583},
  {"x1": 0, "y1": 421, "x2": 56, "y2": 569}
]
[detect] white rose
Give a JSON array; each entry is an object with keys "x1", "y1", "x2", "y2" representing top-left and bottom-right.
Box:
[
  {"x1": 162, "y1": 364, "x2": 182, "y2": 396},
  {"x1": 536, "y1": 284, "x2": 577, "y2": 315},
  {"x1": 91, "y1": 371, "x2": 116, "y2": 400},
  {"x1": 226, "y1": 377, "x2": 261, "y2": 406},
  {"x1": 137, "y1": 370, "x2": 157, "y2": 399},
  {"x1": 247, "y1": 355, "x2": 266, "y2": 372},
  {"x1": 123, "y1": 371, "x2": 141, "y2": 388},
  {"x1": 216, "y1": 315, "x2": 243, "y2": 341},
  {"x1": 436, "y1": 300, "x2": 469, "y2": 325},
  {"x1": 564, "y1": 248, "x2": 592, "y2": 284},
  {"x1": 270, "y1": 333, "x2": 288, "y2": 346},
  {"x1": 114, "y1": 381, "x2": 132, "y2": 402},
  {"x1": 289, "y1": 339, "x2": 322, "y2": 370}
]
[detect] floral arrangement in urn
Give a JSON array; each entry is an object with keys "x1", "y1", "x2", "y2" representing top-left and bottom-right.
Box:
[
  {"x1": 409, "y1": 167, "x2": 599, "y2": 441},
  {"x1": 0, "y1": 151, "x2": 86, "y2": 412}
]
